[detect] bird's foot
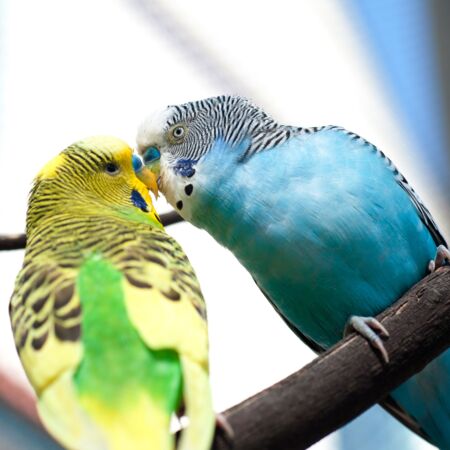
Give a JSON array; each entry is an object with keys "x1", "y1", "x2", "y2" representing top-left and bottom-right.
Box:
[
  {"x1": 428, "y1": 245, "x2": 450, "y2": 272},
  {"x1": 344, "y1": 315, "x2": 390, "y2": 363},
  {"x1": 213, "y1": 413, "x2": 234, "y2": 449}
]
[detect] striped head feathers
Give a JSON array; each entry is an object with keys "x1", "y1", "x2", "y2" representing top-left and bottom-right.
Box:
[
  {"x1": 28, "y1": 136, "x2": 161, "y2": 234},
  {"x1": 136, "y1": 95, "x2": 285, "y2": 165},
  {"x1": 136, "y1": 95, "x2": 295, "y2": 218}
]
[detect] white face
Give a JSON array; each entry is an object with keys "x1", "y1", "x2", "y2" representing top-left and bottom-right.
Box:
[
  {"x1": 136, "y1": 106, "x2": 197, "y2": 221},
  {"x1": 136, "y1": 106, "x2": 175, "y2": 154},
  {"x1": 137, "y1": 96, "x2": 258, "y2": 222}
]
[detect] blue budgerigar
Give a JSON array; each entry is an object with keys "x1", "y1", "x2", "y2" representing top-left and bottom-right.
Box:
[{"x1": 136, "y1": 95, "x2": 450, "y2": 448}]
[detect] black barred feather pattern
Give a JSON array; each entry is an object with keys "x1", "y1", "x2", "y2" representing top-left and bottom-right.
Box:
[
  {"x1": 165, "y1": 95, "x2": 322, "y2": 162},
  {"x1": 10, "y1": 262, "x2": 77, "y2": 351},
  {"x1": 26, "y1": 145, "x2": 133, "y2": 235}
]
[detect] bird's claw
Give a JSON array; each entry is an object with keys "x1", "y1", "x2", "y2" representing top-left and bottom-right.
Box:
[
  {"x1": 344, "y1": 315, "x2": 390, "y2": 363},
  {"x1": 428, "y1": 245, "x2": 450, "y2": 272}
]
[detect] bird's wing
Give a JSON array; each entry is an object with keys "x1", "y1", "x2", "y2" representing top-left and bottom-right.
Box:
[
  {"x1": 9, "y1": 260, "x2": 94, "y2": 448},
  {"x1": 380, "y1": 396, "x2": 432, "y2": 442},
  {"x1": 248, "y1": 122, "x2": 447, "y2": 248},
  {"x1": 251, "y1": 124, "x2": 447, "y2": 247},
  {"x1": 324, "y1": 126, "x2": 447, "y2": 247},
  {"x1": 120, "y1": 226, "x2": 214, "y2": 450},
  {"x1": 396, "y1": 176, "x2": 447, "y2": 246},
  {"x1": 10, "y1": 260, "x2": 82, "y2": 394},
  {"x1": 119, "y1": 226, "x2": 209, "y2": 367},
  {"x1": 253, "y1": 278, "x2": 326, "y2": 353}
]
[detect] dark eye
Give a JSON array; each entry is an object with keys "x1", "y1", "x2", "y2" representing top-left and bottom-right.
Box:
[
  {"x1": 105, "y1": 162, "x2": 120, "y2": 175},
  {"x1": 172, "y1": 126, "x2": 185, "y2": 139}
]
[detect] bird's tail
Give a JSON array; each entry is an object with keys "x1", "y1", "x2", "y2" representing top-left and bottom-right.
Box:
[
  {"x1": 177, "y1": 356, "x2": 215, "y2": 450},
  {"x1": 39, "y1": 369, "x2": 175, "y2": 450},
  {"x1": 390, "y1": 348, "x2": 450, "y2": 449},
  {"x1": 38, "y1": 370, "x2": 109, "y2": 450}
]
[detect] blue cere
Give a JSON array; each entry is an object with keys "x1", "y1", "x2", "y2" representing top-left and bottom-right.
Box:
[
  {"x1": 132, "y1": 154, "x2": 144, "y2": 172},
  {"x1": 143, "y1": 146, "x2": 161, "y2": 164},
  {"x1": 131, "y1": 189, "x2": 149, "y2": 212}
]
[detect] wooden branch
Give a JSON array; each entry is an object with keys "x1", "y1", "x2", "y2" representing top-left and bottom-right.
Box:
[
  {"x1": 212, "y1": 267, "x2": 450, "y2": 450},
  {"x1": 159, "y1": 210, "x2": 184, "y2": 226},
  {"x1": 0, "y1": 211, "x2": 184, "y2": 251},
  {"x1": 0, "y1": 233, "x2": 26, "y2": 251}
]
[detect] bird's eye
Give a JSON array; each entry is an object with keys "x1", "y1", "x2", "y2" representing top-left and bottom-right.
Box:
[
  {"x1": 143, "y1": 146, "x2": 161, "y2": 164},
  {"x1": 172, "y1": 126, "x2": 185, "y2": 139},
  {"x1": 105, "y1": 162, "x2": 120, "y2": 175},
  {"x1": 168, "y1": 124, "x2": 187, "y2": 144}
]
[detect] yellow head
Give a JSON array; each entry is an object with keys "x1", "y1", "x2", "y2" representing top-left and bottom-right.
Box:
[{"x1": 28, "y1": 136, "x2": 161, "y2": 234}]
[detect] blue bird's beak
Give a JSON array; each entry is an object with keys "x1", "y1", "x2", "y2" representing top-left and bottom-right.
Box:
[{"x1": 132, "y1": 154, "x2": 159, "y2": 198}]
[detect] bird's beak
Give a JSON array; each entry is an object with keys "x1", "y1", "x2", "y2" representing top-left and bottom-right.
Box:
[
  {"x1": 137, "y1": 166, "x2": 159, "y2": 198},
  {"x1": 132, "y1": 154, "x2": 159, "y2": 198}
]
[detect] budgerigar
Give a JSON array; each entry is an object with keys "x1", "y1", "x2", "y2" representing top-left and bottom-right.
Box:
[
  {"x1": 136, "y1": 95, "x2": 450, "y2": 448},
  {"x1": 9, "y1": 136, "x2": 215, "y2": 450}
]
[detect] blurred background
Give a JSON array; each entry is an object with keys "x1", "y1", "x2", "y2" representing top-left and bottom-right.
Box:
[{"x1": 0, "y1": 0, "x2": 448, "y2": 448}]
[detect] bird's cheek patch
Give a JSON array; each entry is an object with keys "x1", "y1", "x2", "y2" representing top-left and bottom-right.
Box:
[
  {"x1": 173, "y1": 159, "x2": 197, "y2": 178},
  {"x1": 131, "y1": 189, "x2": 149, "y2": 213}
]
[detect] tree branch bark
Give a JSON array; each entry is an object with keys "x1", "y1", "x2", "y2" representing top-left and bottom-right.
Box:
[
  {"x1": 0, "y1": 211, "x2": 184, "y2": 251},
  {"x1": 212, "y1": 267, "x2": 450, "y2": 450},
  {"x1": 0, "y1": 233, "x2": 27, "y2": 251}
]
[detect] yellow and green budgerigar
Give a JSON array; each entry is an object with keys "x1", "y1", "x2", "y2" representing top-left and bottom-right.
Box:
[{"x1": 9, "y1": 136, "x2": 215, "y2": 450}]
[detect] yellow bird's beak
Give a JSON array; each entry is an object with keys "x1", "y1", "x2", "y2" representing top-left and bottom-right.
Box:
[
  {"x1": 132, "y1": 154, "x2": 159, "y2": 198},
  {"x1": 138, "y1": 166, "x2": 159, "y2": 198}
]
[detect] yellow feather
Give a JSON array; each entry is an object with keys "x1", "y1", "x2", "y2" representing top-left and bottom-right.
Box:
[
  {"x1": 177, "y1": 356, "x2": 215, "y2": 450},
  {"x1": 80, "y1": 394, "x2": 173, "y2": 450},
  {"x1": 20, "y1": 331, "x2": 82, "y2": 395},
  {"x1": 37, "y1": 153, "x2": 67, "y2": 179},
  {"x1": 38, "y1": 370, "x2": 108, "y2": 450},
  {"x1": 124, "y1": 280, "x2": 208, "y2": 370}
]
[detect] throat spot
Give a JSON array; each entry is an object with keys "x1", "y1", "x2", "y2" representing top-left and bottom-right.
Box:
[
  {"x1": 131, "y1": 190, "x2": 149, "y2": 213},
  {"x1": 176, "y1": 182, "x2": 196, "y2": 210},
  {"x1": 167, "y1": 167, "x2": 197, "y2": 215}
]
